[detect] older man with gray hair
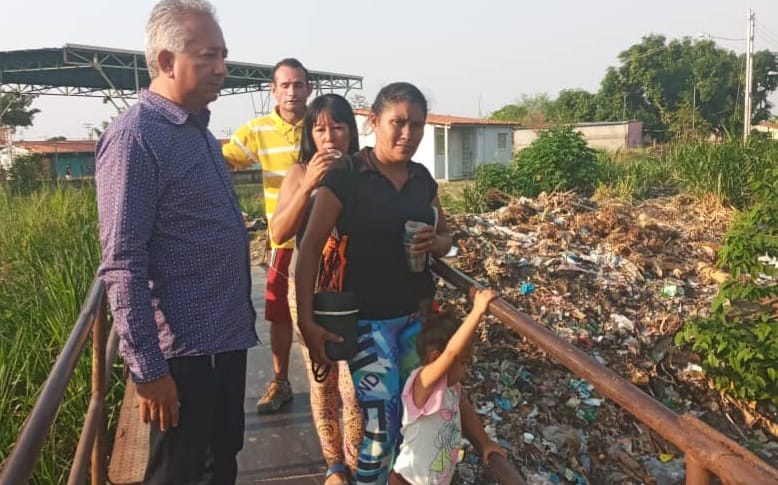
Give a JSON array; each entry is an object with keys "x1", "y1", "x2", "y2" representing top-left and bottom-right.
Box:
[{"x1": 95, "y1": 1, "x2": 257, "y2": 482}]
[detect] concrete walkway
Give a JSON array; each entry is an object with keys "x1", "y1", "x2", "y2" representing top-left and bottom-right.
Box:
[{"x1": 237, "y1": 266, "x2": 326, "y2": 484}]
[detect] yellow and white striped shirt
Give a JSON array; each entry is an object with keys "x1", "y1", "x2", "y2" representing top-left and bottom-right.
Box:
[{"x1": 223, "y1": 108, "x2": 301, "y2": 249}]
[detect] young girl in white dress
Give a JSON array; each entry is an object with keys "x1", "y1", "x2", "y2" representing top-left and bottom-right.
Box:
[{"x1": 390, "y1": 288, "x2": 507, "y2": 485}]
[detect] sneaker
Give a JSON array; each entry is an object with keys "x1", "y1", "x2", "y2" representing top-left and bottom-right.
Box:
[{"x1": 256, "y1": 379, "x2": 293, "y2": 414}]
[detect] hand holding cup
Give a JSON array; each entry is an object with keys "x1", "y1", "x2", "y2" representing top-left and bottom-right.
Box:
[
  {"x1": 403, "y1": 220, "x2": 433, "y2": 272},
  {"x1": 302, "y1": 148, "x2": 343, "y2": 192}
]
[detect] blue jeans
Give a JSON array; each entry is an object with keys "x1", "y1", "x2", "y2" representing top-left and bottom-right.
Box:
[{"x1": 348, "y1": 314, "x2": 421, "y2": 484}]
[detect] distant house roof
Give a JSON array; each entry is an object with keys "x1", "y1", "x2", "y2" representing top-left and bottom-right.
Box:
[
  {"x1": 14, "y1": 140, "x2": 96, "y2": 154},
  {"x1": 353, "y1": 109, "x2": 519, "y2": 127},
  {"x1": 10, "y1": 139, "x2": 233, "y2": 155},
  {"x1": 572, "y1": 120, "x2": 641, "y2": 127}
]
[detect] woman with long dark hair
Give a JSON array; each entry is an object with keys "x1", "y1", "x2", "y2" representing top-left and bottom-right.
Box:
[{"x1": 271, "y1": 94, "x2": 362, "y2": 485}]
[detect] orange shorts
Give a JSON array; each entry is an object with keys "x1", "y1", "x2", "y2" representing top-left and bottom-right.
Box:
[{"x1": 265, "y1": 248, "x2": 293, "y2": 325}]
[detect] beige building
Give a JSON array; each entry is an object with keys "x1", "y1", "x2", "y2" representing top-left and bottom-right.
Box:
[
  {"x1": 514, "y1": 120, "x2": 643, "y2": 152},
  {"x1": 755, "y1": 122, "x2": 778, "y2": 140}
]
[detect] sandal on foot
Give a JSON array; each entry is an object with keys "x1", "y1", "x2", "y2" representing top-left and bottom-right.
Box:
[{"x1": 324, "y1": 464, "x2": 351, "y2": 485}]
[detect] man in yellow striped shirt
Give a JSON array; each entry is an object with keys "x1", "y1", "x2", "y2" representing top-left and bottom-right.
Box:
[{"x1": 223, "y1": 58, "x2": 312, "y2": 413}]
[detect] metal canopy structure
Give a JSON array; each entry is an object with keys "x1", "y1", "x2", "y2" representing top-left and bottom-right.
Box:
[{"x1": 0, "y1": 44, "x2": 362, "y2": 112}]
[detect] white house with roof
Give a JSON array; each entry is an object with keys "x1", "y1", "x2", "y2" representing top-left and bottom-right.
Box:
[{"x1": 353, "y1": 109, "x2": 519, "y2": 180}]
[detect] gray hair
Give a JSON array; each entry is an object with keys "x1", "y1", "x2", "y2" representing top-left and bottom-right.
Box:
[{"x1": 145, "y1": 0, "x2": 217, "y2": 78}]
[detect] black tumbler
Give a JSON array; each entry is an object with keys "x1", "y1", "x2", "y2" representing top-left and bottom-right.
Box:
[{"x1": 313, "y1": 291, "x2": 359, "y2": 361}]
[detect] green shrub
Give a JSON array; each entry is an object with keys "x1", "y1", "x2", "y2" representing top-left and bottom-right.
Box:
[
  {"x1": 676, "y1": 311, "x2": 777, "y2": 404},
  {"x1": 675, "y1": 164, "x2": 778, "y2": 404},
  {"x1": 460, "y1": 183, "x2": 488, "y2": 213},
  {"x1": 439, "y1": 182, "x2": 486, "y2": 214},
  {"x1": 474, "y1": 163, "x2": 515, "y2": 194},
  {"x1": 514, "y1": 126, "x2": 598, "y2": 197}
]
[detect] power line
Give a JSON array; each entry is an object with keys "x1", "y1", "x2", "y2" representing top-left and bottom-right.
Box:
[
  {"x1": 755, "y1": 19, "x2": 778, "y2": 42},
  {"x1": 755, "y1": 25, "x2": 778, "y2": 51},
  {"x1": 700, "y1": 34, "x2": 746, "y2": 42}
]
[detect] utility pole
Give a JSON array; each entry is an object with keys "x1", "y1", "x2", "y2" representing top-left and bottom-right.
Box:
[{"x1": 744, "y1": 9, "x2": 755, "y2": 142}]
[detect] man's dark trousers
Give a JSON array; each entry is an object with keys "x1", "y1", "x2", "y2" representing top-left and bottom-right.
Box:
[{"x1": 144, "y1": 349, "x2": 247, "y2": 485}]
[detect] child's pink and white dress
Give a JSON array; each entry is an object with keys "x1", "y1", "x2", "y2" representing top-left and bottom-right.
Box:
[{"x1": 392, "y1": 367, "x2": 462, "y2": 485}]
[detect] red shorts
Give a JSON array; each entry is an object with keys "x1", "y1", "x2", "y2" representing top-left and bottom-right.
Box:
[{"x1": 265, "y1": 248, "x2": 293, "y2": 325}]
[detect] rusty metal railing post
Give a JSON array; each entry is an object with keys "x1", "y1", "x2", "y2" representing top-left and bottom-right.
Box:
[
  {"x1": 68, "y1": 292, "x2": 117, "y2": 485},
  {"x1": 91, "y1": 294, "x2": 108, "y2": 485},
  {"x1": 68, "y1": 291, "x2": 108, "y2": 485},
  {"x1": 686, "y1": 456, "x2": 712, "y2": 485}
]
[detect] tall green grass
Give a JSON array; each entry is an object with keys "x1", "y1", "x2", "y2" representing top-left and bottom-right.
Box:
[
  {"x1": 596, "y1": 138, "x2": 778, "y2": 206},
  {"x1": 234, "y1": 183, "x2": 265, "y2": 219},
  {"x1": 594, "y1": 148, "x2": 676, "y2": 201},
  {"x1": 664, "y1": 137, "x2": 778, "y2": 209},
  {"x1": 0, "y1": 181, "x2": 266, "y2": 482},
  {"x1": 0, "y1": 184, "x2": 105, "y2": 483}
]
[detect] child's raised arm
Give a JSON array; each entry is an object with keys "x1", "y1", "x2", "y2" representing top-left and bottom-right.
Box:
[{"x1": 412, "y1": 288, "x2": 499, "y2": 408}]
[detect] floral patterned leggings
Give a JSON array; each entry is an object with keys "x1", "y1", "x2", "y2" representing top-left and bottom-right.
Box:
[{"x1": 288, "y1": 279, "x2": 363, "y2": 474}]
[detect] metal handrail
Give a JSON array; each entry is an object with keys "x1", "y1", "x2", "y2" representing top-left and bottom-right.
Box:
[
  {"x1": 0, "y1": 277, "x2": 114, "y2": 485},
  {"x1": 7, "y1": 260, "x2": 776, "y2": 485},
  {"x1": 431, "y1": 258, "x2": 778, "y2": 485}
]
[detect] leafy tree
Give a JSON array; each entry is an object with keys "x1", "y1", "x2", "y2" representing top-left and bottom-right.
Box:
[
  {"x1": 750, "y1": 50, "x2": 778, "y2": 124},
  {"x1": 495, "y1": 35, "x2": 777, "y2": 140},
  {"x1": 490, "y1": 94, "x2": 555, "y2": 127},
  {"x1": 555, "y1": 89, "x2": 597, "y2": 123},
  {"x1": 489, "y1": 104, "x2": 525, "y2": 122},
  {"x1": 667, "y1": 102, "x2": 712, "y2": 141},
  {"x1": 597, "y1": 35, "x2": 777, "y2": 140},
  {"x1": 0, "y1": 91, "x2": 40, "y2": 129},
  {"x1": 8, "y1": 153, "x2": 48, "y2": 195}
]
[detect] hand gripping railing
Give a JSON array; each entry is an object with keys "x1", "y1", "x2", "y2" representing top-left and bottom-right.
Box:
[
  {"x1": 431, "y1": 258, "x2": 778, "y2": 485},
  {"x1": 0, "y1": 277, "x2": 120, "y2": 485}
]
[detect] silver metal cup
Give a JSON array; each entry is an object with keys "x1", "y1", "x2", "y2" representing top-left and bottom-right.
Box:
[{"x1": 403, "y1": 221, "x2": 430, "y2": 272}]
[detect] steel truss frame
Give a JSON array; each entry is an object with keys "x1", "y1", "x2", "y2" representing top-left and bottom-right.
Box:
[{"x1": 1, "y1": 44, "x2": 362, "y2": 113}]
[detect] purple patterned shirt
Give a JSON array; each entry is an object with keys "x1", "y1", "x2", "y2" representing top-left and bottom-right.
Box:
[{"x1": 96, "y1": 90, "x2": 258, "y2": 383}]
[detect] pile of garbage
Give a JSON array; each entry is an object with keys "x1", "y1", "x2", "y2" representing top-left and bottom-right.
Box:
[{"x1": 440, "y1": 192, "x2": 777, "y2": 484}]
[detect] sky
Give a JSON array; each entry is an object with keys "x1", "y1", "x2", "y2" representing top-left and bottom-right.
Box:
[{"x1": 3, "y1": 0, "x2": 778, "y2": 140}]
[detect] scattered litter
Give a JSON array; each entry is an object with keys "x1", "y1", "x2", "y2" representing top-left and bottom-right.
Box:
[
  {"x1": 661, "y1": 283, "x2": 679, "y2": 297},
  {"x1": 641, "y1": 456, "x2": 686, "y2": 485}
]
